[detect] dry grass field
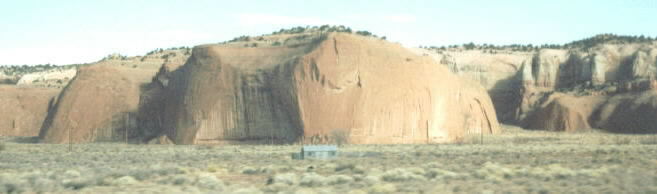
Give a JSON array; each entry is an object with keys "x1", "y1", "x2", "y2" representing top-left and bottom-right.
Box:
[{"x1": 1, "y1": 125, "x2": 657, "y2": 193}]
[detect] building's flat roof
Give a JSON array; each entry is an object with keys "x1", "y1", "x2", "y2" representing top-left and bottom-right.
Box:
[{"x1": 302, "y1": 145, "x2": 338, "y2": 152}]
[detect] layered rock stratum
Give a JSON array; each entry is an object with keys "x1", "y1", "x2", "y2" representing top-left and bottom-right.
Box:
[
  {"x1": 418, "y1": 35, "x2": 657, "y2": 132},
  {"x1": 16, "y1": 68, "x2": 76, "y2": 88}
]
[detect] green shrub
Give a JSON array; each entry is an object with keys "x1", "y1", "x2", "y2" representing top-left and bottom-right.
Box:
[
  {"x1": 268, "y1": 173, "x2": 297, "y2": 185},
  {"x1": 242, "y1": 166, "x2": 266, "y2": 174},
  {"x1": 326, "y1": 175, "x2": 353, "y2": 185},
  {"x1": 381, "y1": 168, "x2": 426, "y2": 182},
  {"x1": 195, "y1": 173, "x2": 224, "y2": 190},
  {"x1": 335, "y1": 163, "x2": 355, "y2": 172},
  {"x1": 464, "y1": 42, "x2": 476, "y2": 50},
  {"x1": 299, "y1": 172, "x2": 326, "y2": 187},
  {"x1": 355, "y1": 31, "x2": 373, "y2": 36}
]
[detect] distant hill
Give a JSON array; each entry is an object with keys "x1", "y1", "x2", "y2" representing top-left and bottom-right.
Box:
[
  {"x1": 564, "y1": 33, "x2": 656, "y2": 49},
  {"x1": 0, "y1": 64, "x2": 78, "y2": 85}
]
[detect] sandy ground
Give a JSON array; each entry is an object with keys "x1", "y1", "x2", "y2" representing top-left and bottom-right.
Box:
[{"x1": 1, "y1": 125, "x2": 657, "y2": 194}]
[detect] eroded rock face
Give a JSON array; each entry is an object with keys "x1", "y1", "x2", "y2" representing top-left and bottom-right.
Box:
[
  {"x1": 157, "y1": 33, "x2": 500, "y2": 144},
  {"x1": 416, "y1": 49, "x2": 531, "y2": 124},
  {"x1": 520, "y1": 91, "x2": 657, "y2": 133},
  {"x1": 16, "y1": 68, "x2": 77, "y2": 88},
  {"x1": 0, "y1": 86, "x2": 59, "y2": 136},
  {"x1": 523, "y1": 93, "x2": 605, "y2": 132},
  {"x1": 38, "y1": 49, "x2": 191, "y2": 143},
  {"x1": 425, "y1": 41, "x2": 657, "y2": 132},
  {"x1": 631, "y1": 49, "x2": 657, "y2": 79},
  {"x1": 39, "y1": 66, "x2": 141, "y2": 143},
  {"x1": 528, "y1": 49, "x2": 569, "y2": 89},
  {"x1": 136, "y1": 62, "x2": 186, "y2": 141},
  {"x1": 519, "y1": 44, "x2": 657, "y2": 132},
  {"x1": 592, "y1": 91, "x2": 657, "y2": 133}
]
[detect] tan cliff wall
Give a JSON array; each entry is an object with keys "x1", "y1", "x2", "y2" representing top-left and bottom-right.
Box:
[
  {"x1": 157, "y1": 33, "x2": 500, "y2": 144},
  {"x1": 39, "y1": 49, "x2": 191, "y2": 143},
  {"x1": 427, "y1": 41, "x2": 657, "y2": 132},
  {"x1": 0, "y1": 86, "x2": 59, "y2": 137},
  {"x1": 416, "y1": 49, "x2": 532, "y2": 123},
  {"x1": 39, "y1": 66, "x2": 141, "y2": 143}
]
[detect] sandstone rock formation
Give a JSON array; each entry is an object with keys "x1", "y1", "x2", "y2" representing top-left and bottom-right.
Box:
[
  {"x1": 592, "y1": 91, "x2": 657, "y2": 133},
  {"x1": 522, "y1": 93, "x2": 605, "y2": 132},
  {"x1": 0, "y1": 65, "x2": 78, "y2": 87},
  {"x1": 149, "y1": 33, "x2": 500, "y2": 144},
  {"x1": 527, "y1": 49, "x2": 569, "y2": 88},
  {"x1": 518, "y1": 44, "x2": 657, "y2": 132},
  {"x1": 0, "y1": 72, "x2": 17, "y2": 84},
  {"x1": 0, "y1": 86, "x2": 59, "y2": 136},
  {"x1": 136, "y1": 62, "x2": 186, "y2": 141},
  {"x1": 423, "y1": 38, "x2": 657, "y2": 133},
  {"x1": 39, "y1": 66, "x2": 141, "y2": 143},
  {"x1": 39, "y1": 49, "x2": 190, "y2": 143},
  {"x1": 413, "y1": 49, "x2": 532, "y2": 124},
  {"x1": 0, "y1": 66, "x2": 74, "y2": 137},
  {"x1": 16, "y1": 68, "x2": 77, "y2": 88},
  {"x1": 518, "y1": 90, "x2": 657, "y2": 133}
]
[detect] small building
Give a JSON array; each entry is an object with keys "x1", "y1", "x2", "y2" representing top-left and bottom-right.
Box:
[{"x1": 292, "y1": 145, "x2": 338, "y2": 160}]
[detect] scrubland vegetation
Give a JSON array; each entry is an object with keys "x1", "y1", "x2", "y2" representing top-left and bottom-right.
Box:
[
  {"x1": 1, "y1": 126, "x2": 656, "y2": 193},
  {"x1": 0, "y1": 64, "x2": 78, "y2": 78},
  {"x1": 225, "y1": 25, "x2": 383, "y2": 46},
  {"x1": 423, "y1": 33, "x2": 657, "y2": 52}
]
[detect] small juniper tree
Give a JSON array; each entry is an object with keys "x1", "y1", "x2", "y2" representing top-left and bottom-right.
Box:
[{"x1": 355, "y1": 31, "x2": 373, "y2": 36}]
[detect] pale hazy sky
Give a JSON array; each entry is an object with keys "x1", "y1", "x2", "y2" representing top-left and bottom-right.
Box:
[{"x1": 1, "y1": 0, "x2": 656, "y2": 65}]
